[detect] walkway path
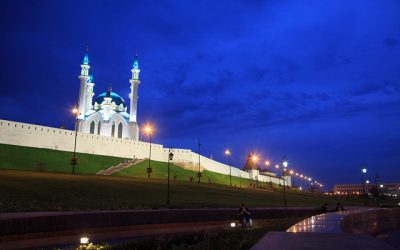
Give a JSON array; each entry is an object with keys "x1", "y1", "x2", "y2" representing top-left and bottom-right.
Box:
[
  {"x1": 251, "y1": 208, "x2": 397, "y2": 250},
  {"x1": 0, "y1": 207, "x2": 318, "y2": 250},
  {"x1": 96, "y1": 159, "x2": 143, "y2": 175}
]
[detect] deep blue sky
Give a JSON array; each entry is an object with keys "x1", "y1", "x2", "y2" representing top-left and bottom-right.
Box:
[{"x1": 1, "y1": 0, "x2": 399, "y2": 189}]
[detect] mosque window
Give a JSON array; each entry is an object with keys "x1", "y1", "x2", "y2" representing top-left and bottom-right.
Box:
[
  {"x1": 118, "y1": 123, "x2": 123, "y2": 138},
  {"x1": 97, "y1": 121, "x2": 101, "y2": 135},
  {"x1": 111, "y1": 123, "x2": 115, "y2": 137},
  {"x1": 90, "y1": 121, "x2": 95, "y2": 134}
]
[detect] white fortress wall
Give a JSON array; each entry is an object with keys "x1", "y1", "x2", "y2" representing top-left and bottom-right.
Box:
[
  {"x1": 0, "y1": 119, "x2": 164, "y2": 160},
  {"x1": 0, "y1": 119, "x2": 290, "y2": 186},
  {"x1": 188, "y1": 152, "x2": 251, "y2": 179}
]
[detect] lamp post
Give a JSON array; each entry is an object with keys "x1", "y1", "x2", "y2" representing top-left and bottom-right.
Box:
[
  {"x1": 196, "y1": 138, "x2": 202, "y2": 183},
  {"x1": 144, "y1": 125, "x2": 153, "y2": 178},
  {"x1": 282, "y1": 158, "x2": 288, "y2": 207},
  {"x1": 225, "y1": 149, "x2": 232, "y2": 187},
  {"x1": 374, "y1": 174, "x2": 381, "y2": 206},
  {"x1": 361, "y1": 167, "x2": 367, "y2": 207},
  {"x1": 265, "y1": 160, "x2": 272, "y2": 188},
  {"x1": 252, "y1": 155, "x2": 259, "y2": 188},
  {"x1": 71, "y1": 107, "x2": 80, "y2": 174},
  {"x1": 167, "y1": 149, "x2": 174, "y2": 207},
  {"x1": 275, "y1": 164, "x2": 280, "y2": 188},
  {"x1": 239, "y1": 170, "x2": 242, "y2": 188}
]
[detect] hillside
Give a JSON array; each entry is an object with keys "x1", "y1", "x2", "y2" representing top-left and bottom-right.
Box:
[
  {"x1": 0, "y1": 169, "x2": 362, "y2": 212},
  {"x1": 0, "y1": 143, "x2": 128, "y2": 174}
]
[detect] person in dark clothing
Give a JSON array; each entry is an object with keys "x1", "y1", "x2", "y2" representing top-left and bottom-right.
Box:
[
  {"x1": 335, "y1": 202, "x2": 344, "y2": 211},
  {"x1": 321, "y1": 203, "x2": 328, "y2": 213},
  {"x1": 238, "y1": 204, "x2": 252, "y2": 228}
]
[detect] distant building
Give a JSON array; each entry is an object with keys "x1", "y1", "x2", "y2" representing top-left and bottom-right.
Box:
[
  {"x1": 334, "y1": 183, "x2": 400, "y2": 196},
  {"x1": 76, "y1": 49, "x2": 140, "y2": 140},
  {"x1": 243, "y1": 153, "x2": 260, "y2": 171}
]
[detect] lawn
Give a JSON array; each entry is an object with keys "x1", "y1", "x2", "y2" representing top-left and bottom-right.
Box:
[
  {"x1": 114, "y1": 160, "x2": 255, "y2": 187},
  {"x1": 0, "y1": 143, "x2": 128, "y2": 174},
  {"x1": 0, "y1": 143, "x2": 265, "y2": 187},
  {"x1": 0, "y1": 169, "x2": 363, "y2": 212}
]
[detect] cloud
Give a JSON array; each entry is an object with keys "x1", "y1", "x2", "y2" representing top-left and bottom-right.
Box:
[{"x1": 384, "y1": 38, "x2": 400, "y2": 47}]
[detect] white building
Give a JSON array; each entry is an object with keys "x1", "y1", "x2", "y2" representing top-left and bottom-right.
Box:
[{"x1": 76, "y1": 50, "x2": 140, "y2": 140}]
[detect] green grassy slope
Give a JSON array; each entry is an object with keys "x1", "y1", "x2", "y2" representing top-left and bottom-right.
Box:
[
  {"x1": 0, "y1": 143, "x2": 128, "y2": 174},
  {"x1": 114, "y1": 160, "x2": 255, "y2": 187},
  {"x1": 0, "y1": 169, "x2": 363, "y2": 212}
]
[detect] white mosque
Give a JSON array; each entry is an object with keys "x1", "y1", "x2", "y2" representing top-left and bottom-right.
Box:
[{"x1": 76, "y1": 50, "x2": 140, "y2": 140}]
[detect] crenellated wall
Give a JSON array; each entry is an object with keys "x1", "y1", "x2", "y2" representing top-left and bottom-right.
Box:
[{"x1": 0, "y1": 119, "x2": 290, "y2": 186}]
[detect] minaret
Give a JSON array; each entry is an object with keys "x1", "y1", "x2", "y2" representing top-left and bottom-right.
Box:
[
  {"x1": 86, "y1": 74, "x2": 95, "y2": 112},
  {"x1": 77, "y1": 47, "x2": 91, "y2": 121},
  {"x1": 129, "y1": 50, "x2": 140, "y2": 140}
]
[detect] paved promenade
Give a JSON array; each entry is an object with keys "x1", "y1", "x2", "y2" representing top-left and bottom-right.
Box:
[
  {"x1": 251, "y1": 208, "x2": 398, "y2": 250},
  {"x1": 0, "y1": 207, "x2": 318, "y2": 250}
]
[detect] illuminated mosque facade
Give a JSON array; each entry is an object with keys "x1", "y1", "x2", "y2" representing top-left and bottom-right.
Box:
[{"x1": 76, "y1": 50, "x2": 140, "y2": 140}]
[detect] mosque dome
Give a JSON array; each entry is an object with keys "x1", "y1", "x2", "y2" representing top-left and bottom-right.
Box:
[{"x1": 93, "y1": 89, "x2": 127, "y2": 112}]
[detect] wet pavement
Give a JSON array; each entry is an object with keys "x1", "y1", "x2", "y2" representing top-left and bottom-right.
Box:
[
  {"x1": 252, "y1": 208, "x2": 398, "y2": 250},
  {"x1": 286, "y1": 208, "x2": 376, "y2": 233}
]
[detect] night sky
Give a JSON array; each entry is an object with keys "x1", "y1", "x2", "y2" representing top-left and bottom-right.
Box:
[{"x1": 1, "y1": 0, "x2": 399, "y2": 189}]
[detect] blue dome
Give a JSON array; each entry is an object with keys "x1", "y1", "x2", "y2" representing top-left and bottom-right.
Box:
[{"x1": 94, "y1": 91, "x2": 126, "y2": 108}]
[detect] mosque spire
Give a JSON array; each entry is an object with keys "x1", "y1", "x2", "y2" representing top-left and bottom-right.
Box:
[
  {"x1": 82, "y1": 45, "x2": 89, "y2": 65},
  {"x1": 128, "y1": 48, "x2": 141, "y2": 139},
  {"x1": 133, "y1": 49, "x2": 139, "y2": 69}
]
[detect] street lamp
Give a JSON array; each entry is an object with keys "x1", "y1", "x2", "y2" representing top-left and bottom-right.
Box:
[
  {"x1": 265, "y1": 160, "x2": 272, "y2": 187},
  {"x1": 252, "y1": 154, "x2": 259, "y2": 188},
  {"x1": 361, "y1": 166, "x2": 367, "y2": 207},
  {"x1": 196, "y1": 138, "x2": 202, "y2": 183},
  {"x1": 71, "y1": 107, "x2": 80, "y2": 174},
  {"x1": 144, "y1": 125, "x2": 153, "y2": 178},
  {"x1": 167, "y1": 149, "x2": 174, "y2": 207},
  {"x1": 282, "y1": 158, "x2": 288, "y2": 207},
  {"x1": 225, "y1": 149, "x2": 232, "y2": 187}
]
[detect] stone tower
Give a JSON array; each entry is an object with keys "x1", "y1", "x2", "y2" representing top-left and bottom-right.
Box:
[
  {"x1": 77, "y1": 48, "x2": 95, "y2": 124},
  {"x1": 128, "y1": 50, "x2": 140, "y2": 140}
]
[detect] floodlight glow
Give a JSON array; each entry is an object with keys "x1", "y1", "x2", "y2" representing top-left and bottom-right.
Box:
[
  {"x1": 366, "y1": 180, "x2": 370, "y2": 184},
  {"x1": 143, "y1": 124, "x2": 153, "y2": 135},
  {"x1": 80, "y1": 236, "x2": 89, "y2": 244},
  {"x1": 282, "y1": 161, "x2": 288, "y2": 168},
  {"x1": 362, "y1": 168, "x2": 367, "y2": 174},
  {"x1": 230, "y1": 222, "x2": 236, "y2": 228},
  {"x1": 289, "y1": 170, "x2": 294, "y2": 175},
  {"x1": 380, "y1": 184, "x2": 384, "y2": 188},
  {"x1": 251, "y1": 155, "x2": 259, "y2": 162},
  {"x1": 72, "y1": 107, "x2": 79, "y2": 114},
  {"x1": 275, "y1": 164, "x2": 279, "y2": 169},
  {"x1": 265, "y1": 160, "x2": 270, "y2": 166},
  {"x1": 225, "y1": 149, "x2": 231, "y2": 156}
]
